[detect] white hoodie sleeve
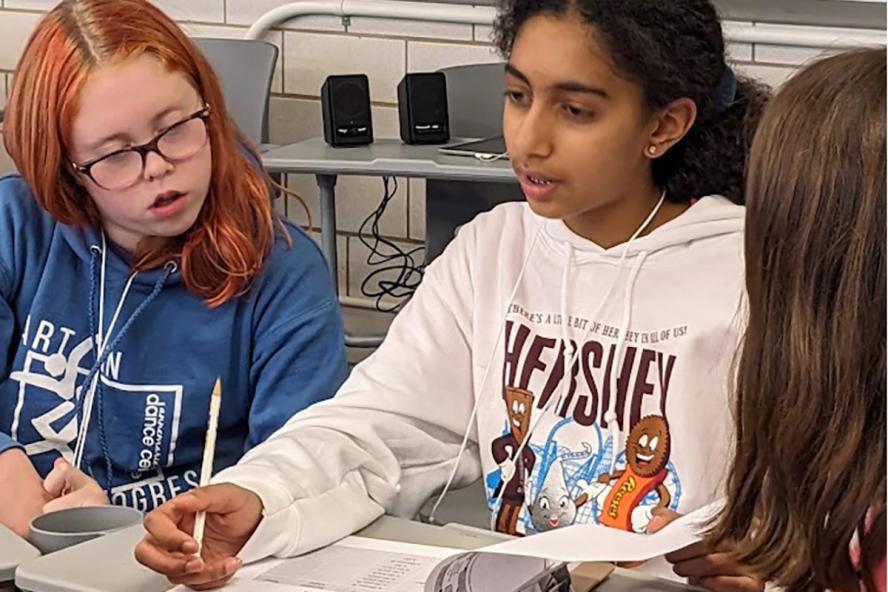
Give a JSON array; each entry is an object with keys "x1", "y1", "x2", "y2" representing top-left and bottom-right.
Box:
[{"x1": 213, "y1": 222, "x2": 484, "y2": 562}]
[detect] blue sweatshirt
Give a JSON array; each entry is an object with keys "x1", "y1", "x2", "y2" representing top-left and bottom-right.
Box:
[{"x1": 0, "y1": 174, "x2": 347, "y2": 512}]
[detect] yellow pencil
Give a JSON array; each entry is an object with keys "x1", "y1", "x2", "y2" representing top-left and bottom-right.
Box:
[{"x1": 193, "y1": 377, "x2": 221, "y2": 554}]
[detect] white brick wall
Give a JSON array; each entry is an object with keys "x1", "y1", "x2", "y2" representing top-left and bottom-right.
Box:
[
  {"x1": 0, "y1": 0, "x2": 880, "y2": 302},
  {"x1": 0, "y1": 10, "x2": 42, "y2": 70},
  {"x1": 282, "y1": 32, "x2": 406, "y2": 103},
  {"x1": 407, "y1": 40, "x2": 500, "y2": 71},
  {"x1": 151, "y1": 0, "x2": 224, "y2": 23},
  {"x1": 3, "y1": 1, "x2": 57, "y2": 10},
  {"x1": 348, "y1": 16, "x2": 473, "y2": 40}
]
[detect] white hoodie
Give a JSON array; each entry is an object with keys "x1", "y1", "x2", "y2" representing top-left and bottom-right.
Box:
[{"x1": 216, "y1": 196, "x2": 746, "y2": 563}]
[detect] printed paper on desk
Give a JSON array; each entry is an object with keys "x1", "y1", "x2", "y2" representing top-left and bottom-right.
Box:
[
  {"x1": 481, "y1": 499, "x2": 725, "y2": 564},
  {"x1": 170, "y1": 536, "x2": 562, "y2": 592},
  {"x1": 168, "y1": 502, "x2": 723, "y2": 591},
  {"x1": 170, "y1": 536, "x2": 462, "y2": 592}
]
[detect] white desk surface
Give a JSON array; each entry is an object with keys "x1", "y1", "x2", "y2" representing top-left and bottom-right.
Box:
[
  {"x1": 261, "y1": 137, "x2": 516, "y2": 182},
  {"x1": 0, "y1": 524, "x2": 39, "y2": 584},
  {"x1": 15, "y1": 516, "x2": 697, "y2": 592}
]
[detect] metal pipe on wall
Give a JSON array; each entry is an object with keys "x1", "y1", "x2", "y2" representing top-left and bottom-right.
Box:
[{"x1": 245, "y1": 0, "x2": 885, "y2": 47}]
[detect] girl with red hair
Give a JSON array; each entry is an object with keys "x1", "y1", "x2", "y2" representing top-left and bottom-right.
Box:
[{"x1": 0, "y1": 0, "x2": 347, "y2": 537}]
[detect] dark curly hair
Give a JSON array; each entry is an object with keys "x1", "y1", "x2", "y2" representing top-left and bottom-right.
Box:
[{"x1": 494, "y1": 0, "x2": 771, "y2": 205}]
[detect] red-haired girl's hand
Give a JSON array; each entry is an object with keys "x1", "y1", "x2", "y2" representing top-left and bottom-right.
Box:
[
  {"x1": 649, "y1": 509, "x2": 765, "y2": 592},
  {"x1": 42, "y1": 457, "x2": 109, "y2": 512},
  {"x1": 0, "y1": 448, "x2": 52, "y2": 537}
]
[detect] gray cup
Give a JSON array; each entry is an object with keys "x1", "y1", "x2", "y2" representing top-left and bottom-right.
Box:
[{"x1": 28, "y1": 506, "x2": 143, "y2": 555}]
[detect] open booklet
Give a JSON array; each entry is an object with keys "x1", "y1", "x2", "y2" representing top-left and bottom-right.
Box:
[
  {"x1": 173, "y1": 537, "x2": 610, "y2": 592},
  {"x1": 171, "y1": 501, "x2": 720, "y2": 592}
]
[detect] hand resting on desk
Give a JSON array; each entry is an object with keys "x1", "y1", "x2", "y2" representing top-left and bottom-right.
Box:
[
  {"x1": 648, "y1": 508, "x2": 765, "y2": 592},
  {"x1": 0, "y1": 448, "x2": 52, "y2": 537},
  {"x1": 0, "y1": 452, "x2": 110, "y2": 539},
  {"x1": 41, "y1": 457, "x2": 109, "y2": 512},
  {"x1": 135, "y1": 483, "x2": 263, "y2": 590}
]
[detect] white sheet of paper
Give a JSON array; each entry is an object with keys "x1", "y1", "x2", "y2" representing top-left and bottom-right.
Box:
[
  {"x1": 171, "y1": 537, "x2": 461, "y2": 592},
  {"x1": 481, "y1": 499, "x2": 724, "y2": 563}
]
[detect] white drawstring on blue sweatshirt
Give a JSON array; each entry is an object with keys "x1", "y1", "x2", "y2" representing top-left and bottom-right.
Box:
[{"x1": 71, "y1": 232, "x2": 176, "y2": 494}]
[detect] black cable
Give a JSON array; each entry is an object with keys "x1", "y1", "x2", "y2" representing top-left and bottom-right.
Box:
[{"x1": 357, "y1": 177, "x2": 425, "y2": 312}]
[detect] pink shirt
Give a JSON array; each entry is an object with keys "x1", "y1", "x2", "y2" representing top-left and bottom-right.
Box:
[
  {"x1": 850, "y1": 509, "x2": 885, "y2": 592},
  {"x1": 873, "y1": 555, "x2": 886, "y2": 592}
]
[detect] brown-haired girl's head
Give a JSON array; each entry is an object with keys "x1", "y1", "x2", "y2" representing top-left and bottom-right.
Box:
[{"x1": 712, "y1": 47, "x2": 886, "y2": 592}]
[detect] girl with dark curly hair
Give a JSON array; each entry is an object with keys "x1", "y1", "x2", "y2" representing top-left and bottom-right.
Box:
[{"x1": 136, "y1": 1, "x2": 772, "y2": 589}]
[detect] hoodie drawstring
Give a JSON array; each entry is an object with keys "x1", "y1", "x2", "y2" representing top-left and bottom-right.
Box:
[
  {"x1": 426, "y1": 226, "x2": 544, "y2": 524},
  {"x1": 72, "y1": 244, "x2": 105, "y2": 469},
  {"x1": 603, "y1": 250, "x2": 648, "y2": 472},
  {"x1": 484, "y1": 243, "x2": 577, "y2": 527},
  {"x1": 73, "y1": 239, "x2": 176, "y2": 497}
]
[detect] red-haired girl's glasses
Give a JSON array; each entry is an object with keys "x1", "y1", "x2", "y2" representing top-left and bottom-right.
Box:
[{"x1": 72, "y1": 105, "x2": 211, "y2": 191}]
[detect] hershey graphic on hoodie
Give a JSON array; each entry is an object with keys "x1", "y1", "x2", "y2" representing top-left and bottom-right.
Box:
[
  {"x1": 212, "y1": 198, "x2": 745, "y2": 565},
  {"x1": 0, "y1": 175, "x2": 348, "y2": 512}
]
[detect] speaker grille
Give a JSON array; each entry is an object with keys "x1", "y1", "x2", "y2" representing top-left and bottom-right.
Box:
[
  {"x1": 410, "y1": 75, "x2": 447, "y2": 125},
  {"x1": 398, "y1": 72, "x2": 449, "y2": 144},
  {"x1": 331, "y1": 78, "x2": 371, "y2": 121}
]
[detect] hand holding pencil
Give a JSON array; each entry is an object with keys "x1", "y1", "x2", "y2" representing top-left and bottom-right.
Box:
[{"x1": 134, "y1": 379, "x2": 265, "y2": 589}]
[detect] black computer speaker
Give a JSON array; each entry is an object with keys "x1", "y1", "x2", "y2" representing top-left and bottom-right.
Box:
[
  {"x1": 397, "y1": 72, "x2": 450, "y2": 145},
  {"x1": 321, "y1": 74, "x2": 373, "y2": 147}
]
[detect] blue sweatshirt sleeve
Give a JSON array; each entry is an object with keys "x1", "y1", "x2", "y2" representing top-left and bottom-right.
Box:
[
  {"x1": 0, "y1": 288, "x2": 22, "y2": 455},
  {"x1": 0, "y1": 225, "x2": 22, "y2": 456},
  {"x1": 246, "y1": 226, "x2": 348, "y2": 450}
]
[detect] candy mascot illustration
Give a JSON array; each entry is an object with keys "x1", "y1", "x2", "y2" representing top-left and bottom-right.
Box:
[
  {"x1": 490, "y1": 386, "x2": 536, "y2": 535},
  {"x1": 596, "y1": 415, "x2": 672, "y2": 532}
]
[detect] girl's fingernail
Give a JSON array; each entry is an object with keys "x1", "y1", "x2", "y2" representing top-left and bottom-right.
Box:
[{"x1": 185, "y1": 558, "x2": 202, "y2": 573}]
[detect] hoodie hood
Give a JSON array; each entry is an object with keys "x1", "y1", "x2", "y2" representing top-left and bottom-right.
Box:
[
  {"x1": 541, "y1": 195, "x2": 744, "y2": 260},
  {"x1": 59, "y1": 223, "x2": 183, "y2": 288}
]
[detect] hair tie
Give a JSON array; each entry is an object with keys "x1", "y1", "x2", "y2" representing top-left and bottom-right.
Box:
[{"x1": 711, "y1": 66, "x2": 737, "y2": 118}]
